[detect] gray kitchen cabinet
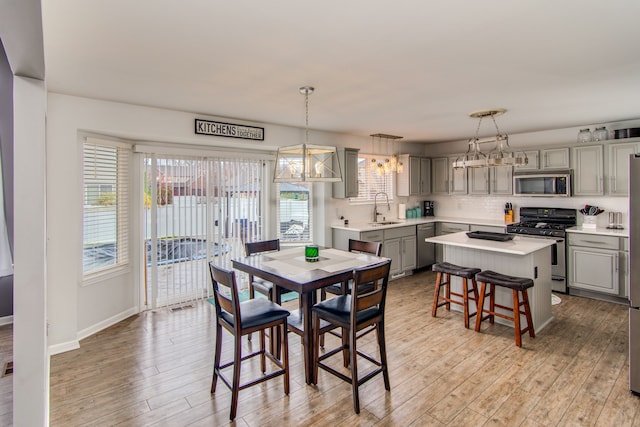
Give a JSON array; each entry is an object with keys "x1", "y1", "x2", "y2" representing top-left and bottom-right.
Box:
[
  {"x1": 332, "y1": 228, "x2": 383, "y2": 251},
  {"x1": 517, "y1": 150, "x2": 539, "y2": 170},
  {"x1": 572, "y1": 144, "x2": 604, "y2": 196},
  {"x1": 332, "y1": 147, "x2": 360, "y2": 199},
  {"x1": 431, "y1": 157, "x2": 449, "y2": 195},
  {"x1": 568, "y1": 233, "x2": 627, "y2": 301},
  {"x1": 541, "y1": 147, "x2": 570, "y2": 169},
  {"x1": 449, "y1": 157, "x2": 468, "y2": 195},
  {"x1": 332, "y1": 226, "x2": 415, "y2": 279},
  {"x1": 383, "y1": 225, "x2": 416, "y2": 278},
  {"x1": 490, "y1": 166, "x2": 513, "y2": 194},
  {"x1": 608, "y1": 141, "x2": 640, "y2": 196},
  {"x1": 397, "y1": 155, "x2": 431, "y2": 196},
  {"x1": 469, "y1": 167, "x2": 489, "y2": 195},
  {"x1": 470, "y1": 165, "x2": 512, "y2": 195}
]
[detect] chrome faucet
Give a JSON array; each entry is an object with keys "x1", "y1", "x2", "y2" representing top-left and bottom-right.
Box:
[{"x1": 373, "y1": 192, "x2": 390, "y2": 222}]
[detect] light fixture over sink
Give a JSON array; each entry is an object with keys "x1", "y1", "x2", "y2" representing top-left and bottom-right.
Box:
[
  {"x1": 453, "y1": 109, "x2": 528, "y2": 169},
  {"x1": 273, "y1": 86, "x2": 343, "y2": 183}
]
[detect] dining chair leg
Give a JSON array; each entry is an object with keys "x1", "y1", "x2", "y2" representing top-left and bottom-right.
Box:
[
  {"x1": 248, "y1": 284, "x2": 255, "y2": 342},
  {"x1": 281, "y1": 322, "x2": 290, "y2": 395},
  {"x1": 377, "y1": 321, "x2": 390, "y2": 391},
  {"x1": 260, "y1": 329, "x2": 266, "y2": 373},
  {"x1": 342, "y1": 327, "x2": 349, "y2": 368},
  {"x1": 462, "y1": 277, "x2": 470, "y2": 328},
  {"x1": 349, "y1": 326, "x2": 360, "y2": 414},
  {"x1": 230, "y1": 332, "x2": 242, "y2": 421},
  {"x1": 489, "y1": 284, "x2": 496, "y2": 324},
  {"x1": 313, "y1": 312, "x2": 321, "y2": 385},
  {"x1": 211, "y1": 323, "x2": 223, "y2": 393}
]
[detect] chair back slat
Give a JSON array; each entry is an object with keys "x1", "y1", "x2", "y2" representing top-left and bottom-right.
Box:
[
  {"x1": 348, "y1": 239, "x2": 382, "y2": 256},
  {"x1": 245, "y1": 239, "x2": 280, "y2": 256},
  {"x1": 351, "y1": 260, "x2": 391, "y2": 313},
  {"x1": 209, "y1": 263, "x2": 241, "y2": 325}
]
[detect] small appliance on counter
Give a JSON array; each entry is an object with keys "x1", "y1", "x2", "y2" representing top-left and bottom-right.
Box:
[
  {"x1": 607, "y1": 212, "x2": 624, "y2": 229},
  {"x1": 423, "y1": 201, "x2": 435, "y2": 216}
]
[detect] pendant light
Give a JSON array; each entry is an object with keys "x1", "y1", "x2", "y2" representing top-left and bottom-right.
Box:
[
  {"x1": 273, "y1": 86, "x2": 343, "y2": 182},
  {"x1": 453, "y1": 109, "x2": 528, "y2": 169}
]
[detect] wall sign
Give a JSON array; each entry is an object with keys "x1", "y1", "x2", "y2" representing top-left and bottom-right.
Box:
[{"x1": 195, "y1": 119, "x2": 264, "y2": 141}]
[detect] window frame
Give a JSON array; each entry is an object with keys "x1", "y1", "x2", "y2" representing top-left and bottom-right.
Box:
[
  {"x1": 349, "y1": 153, "x2": 395, "y2": 204},
  {"x1": 276, "y1": 182, "x2": 313, "y2": 245},
  {"x1": 81, "y1": 137, "x2": 132, "y2": 282}
]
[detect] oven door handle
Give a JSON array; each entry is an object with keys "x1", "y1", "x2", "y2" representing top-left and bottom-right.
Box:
[{"x1": 550, "y1": 241, "x2": 558, "y2": 266}]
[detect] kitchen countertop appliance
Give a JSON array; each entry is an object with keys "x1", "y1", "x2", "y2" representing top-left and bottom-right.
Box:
[
  {"x1": 506, "y1": 207, "x2": 577, "y2": 293},
  {"x1": 629, "y1": 154, "x2": 640, "y2": 395}
]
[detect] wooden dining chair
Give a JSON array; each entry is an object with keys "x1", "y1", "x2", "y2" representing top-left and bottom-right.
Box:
[
  {"x1": 244, "y1": 239, "x2": 301, "y2": 306},
  {"x1": 208, "y1": 263, "x2": 290, "y2": 421},
  {"x1": 321, "y1": 239, "x2": 382, "y2": 299},
  {"x1": 319, "y1": 239, "x2": 382, "y2": 348},
  {"x1": 312, "y1": 259, "x2": 392, "y2": 414}
]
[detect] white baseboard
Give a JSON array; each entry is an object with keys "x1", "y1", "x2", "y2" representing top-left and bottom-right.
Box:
[
  {"x1": 77, "y1": 306, "x2": 139, "y2": 342},
  {"x1": 48, "y1": 340, "x2": 80, "y2": 356},
  {"x1": 0, "y1": 315, "x2": 13, "y2": 326},
  {"x1": 48, "y1": 306, "x2": 139, "y2": 356}
]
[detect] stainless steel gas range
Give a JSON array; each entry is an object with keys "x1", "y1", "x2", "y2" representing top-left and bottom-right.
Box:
[{"x1": 506, "y1": 207, "x2": 577, "y2": 293}]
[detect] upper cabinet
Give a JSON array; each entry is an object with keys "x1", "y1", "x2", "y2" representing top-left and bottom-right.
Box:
[
  {"x1": 431, "y1": 157, "x2": 450, "y2": 195},
  {"x1": 449, "y1": 157, "x2": 468, "y2": 195},
  {"x1": 608, "y1": 141, "x2": 640, "y2": 196},
  {"x1": 572, "y1": 145, "x2": 604, "y2": 196},
  {"x1": 397, "y1": 155, "x2": 431, "y2": 196},
  {"x1": 490, "y1": 166, "x2": 513, "y2": 195},
  {"x1": 541, "y1": 147, "x2": 570, "y2": 169},
  {"x1": 518, "y1": 150, "x2": 540, "y2": 170},
  {"x1": 468, "y1": 167, "x2": 489, "y2": 195},
  {"x1": 332, "y1": 147, "x2": 359, "y2": 199}
]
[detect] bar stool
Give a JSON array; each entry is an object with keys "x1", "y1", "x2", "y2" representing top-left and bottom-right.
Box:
[
  {"x1": 474, "y1": 270, "x2": 535, "y2": 347},
  {"x1": 431, "y1": 262, "x2": 481, "y2": 328}
]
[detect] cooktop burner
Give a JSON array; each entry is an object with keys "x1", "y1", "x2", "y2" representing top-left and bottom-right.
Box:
[{"x1": 507, "y1": 207, "x2": 577, "y2": 237}]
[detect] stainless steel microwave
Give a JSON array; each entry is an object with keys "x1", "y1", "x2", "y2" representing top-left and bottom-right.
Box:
[{"x1": 513, "y1": 170, "x2": 572, "y2": 197}]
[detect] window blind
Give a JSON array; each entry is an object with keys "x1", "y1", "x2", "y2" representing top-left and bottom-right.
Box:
[
  {"x1": 352, "y1": 153, "x2": 395, "y2": 202},
  {"x1": 82, "y1": 140, "x2": 130, "y2": 274}
]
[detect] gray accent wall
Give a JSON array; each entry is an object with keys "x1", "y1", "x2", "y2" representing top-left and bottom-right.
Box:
[{"x1": 0, "y1": 39, "x2": 14, "y2": 317}]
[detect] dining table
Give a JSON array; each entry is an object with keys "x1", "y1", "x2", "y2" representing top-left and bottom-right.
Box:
[{"x1": 231, "y1": 246, "x2": 388, "y2": 385}]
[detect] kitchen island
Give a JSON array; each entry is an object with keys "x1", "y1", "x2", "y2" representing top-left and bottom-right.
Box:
[{"x1": 426, "y1": 231, "x2": 555, "y2": 333}]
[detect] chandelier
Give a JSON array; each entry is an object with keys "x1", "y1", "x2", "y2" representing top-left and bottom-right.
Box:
[
  {"x1": 273, "y1": 87, "x2": 342, "y2": 182},
  {"x1": 369, "y1": 133, "x2": 404, "y2": 175},
  {"x1": 453, "y1": 109, "x2": 528, "y2": 169}
]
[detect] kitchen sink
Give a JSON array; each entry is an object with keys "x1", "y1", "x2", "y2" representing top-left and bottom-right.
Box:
[{"x1": 368, "y1": 221, "x2": 403, "y2": 227}]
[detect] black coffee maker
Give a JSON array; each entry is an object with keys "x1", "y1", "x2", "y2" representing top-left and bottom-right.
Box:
[{"x1": 423, "y1": 201, "x2": 435, "y2": 216}]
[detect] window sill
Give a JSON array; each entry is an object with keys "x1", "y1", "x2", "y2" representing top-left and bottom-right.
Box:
[{"x1": 81, "y1": 265, "x2": 131, "y2": 287}]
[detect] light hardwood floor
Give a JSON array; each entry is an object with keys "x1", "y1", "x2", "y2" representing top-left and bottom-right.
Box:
[{"x1": 40, "y1": 270, "x2": 640, "y2": 425}]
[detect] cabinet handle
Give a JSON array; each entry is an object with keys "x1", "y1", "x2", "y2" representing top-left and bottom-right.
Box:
[{"x1": 581, "y1": 240, "x2": 606, "y2": 245}]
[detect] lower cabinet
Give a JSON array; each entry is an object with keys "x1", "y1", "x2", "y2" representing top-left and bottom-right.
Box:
[
  {"x1": 383, "y1": 226, "x2": 417, "y2": 278},
  {"x1": 567, "y1": 232, "x2": 628, "y2": 301},
  {"x1": 332, "y1": 226, "x2": 416, "y2": 279}
]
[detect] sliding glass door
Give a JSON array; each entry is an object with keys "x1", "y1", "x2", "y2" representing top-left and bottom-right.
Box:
[{"x1": 142, "y1": 154, "x2": 265, "y2": 309}]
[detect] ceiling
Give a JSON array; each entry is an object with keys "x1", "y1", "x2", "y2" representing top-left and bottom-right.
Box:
[{"x1": 41, "y1": 1, "x2": 640, "y2": 143}]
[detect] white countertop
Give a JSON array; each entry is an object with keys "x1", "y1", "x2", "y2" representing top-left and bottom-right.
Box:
[
  {"x1": 566, "y1": 226, "x2": 628, "y2": 238},
  {"x1": 331, "y1": 216, "x2": 508, "y2": 232},
  {"x1": 425, "y1": 231, "x2": 555, "y2": 255}
]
